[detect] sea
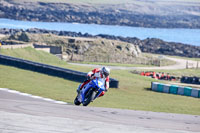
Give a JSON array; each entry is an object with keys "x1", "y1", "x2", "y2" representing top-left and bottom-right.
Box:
[{"x1": 0, "y1": 18, "x2": 200, "y2": 46}]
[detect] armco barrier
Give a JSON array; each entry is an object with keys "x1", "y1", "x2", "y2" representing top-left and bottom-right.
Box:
[
  {"x1": 151, "y1": 82, "x2": 200, "y2": 98},
  {"x1": 0, "y1": 54, "x2": 119, "y2": 88}
]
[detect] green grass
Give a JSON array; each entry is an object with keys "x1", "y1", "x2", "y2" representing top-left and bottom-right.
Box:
[
  {"x1": 71, "y1": 61, "x2": 154, "y2": 67},
  {"x1": 0, "y1": 47, "x2": 92, "y2": 72},
  {"x1": 1, "y1": 47, "x2": 66, "y2": 66},
  {"x1": 1, "y1": 64, "x2": 200, "y2": 115},
  {"x1": 150, "y1": 69, "x2": 200, "y2": 77},
  {"x1": 1, "y1": 47, "x2": 200, "y2": 115},
  {"x1": 70, "y1": 52, "x2": 177, "y2": 67},
  {"x1": 167, "y1": 55, "x2": 200, "y2": 61},
  {"x1": 92, "y1": 70, "x2": 200, "y2": 115},
  {"x1": 0, "y1": 64, "x2": 78, "y2": 102}
]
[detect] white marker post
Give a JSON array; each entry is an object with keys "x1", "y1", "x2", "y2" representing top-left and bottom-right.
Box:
[{"x1": 0, "y1": 41, "x2": 2, "y2": 54}]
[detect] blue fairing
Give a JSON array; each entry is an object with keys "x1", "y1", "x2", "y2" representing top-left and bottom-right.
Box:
[{"x1": 81, "y1": 78, "x2": 106, "y2": 102}]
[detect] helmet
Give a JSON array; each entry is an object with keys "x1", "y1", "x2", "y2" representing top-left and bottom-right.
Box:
[{"x1": 101, "y1": 67, "x2": 110, "y2": 78}]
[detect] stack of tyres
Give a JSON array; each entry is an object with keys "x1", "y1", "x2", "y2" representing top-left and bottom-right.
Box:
[
  {"x1": 184, "y1": 87, "x2": 192, "y2": 96},
  {"x1": 191, "y1": 89, "x2": 200, "y2": 98},
  {"x1": 177, "y1": 86, "x2": 184, "y2": 95},
  {"x1": 188, "y1": 77, "x2": 193, "y2": 83},
  {"x1": 169, "y1": 85, "x2": 178, "y2": 94},
  {"x1": 181, "y1": 76, "x2": 200, "y2": 84},
  {"x1": 194, "y1": 77, "x2": 200, "y2": 84},
  {"x1": 151, "y1": 82, "x2": 200, "y2": 98},
  {"x1": 181, "y1": 76, "x2": 186, "y2": 83},
  {"x1": 151, "y1": 82, "x2": 159, "y2": 91},
  {"x1": 163, "y1": 84, "x2": 170, "y2": 93},
  {"x1": 157, "y1": 83, "x2": 164, "y2": 92}
]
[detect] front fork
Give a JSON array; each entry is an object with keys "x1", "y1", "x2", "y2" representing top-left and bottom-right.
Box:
[{"x1": 76, "y1": 84, "x2": 82, "y2": 93}]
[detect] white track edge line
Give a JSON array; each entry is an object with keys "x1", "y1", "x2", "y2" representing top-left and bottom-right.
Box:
[{"x1": 0, "y1": 88, "x2": 68, "y2": 105}]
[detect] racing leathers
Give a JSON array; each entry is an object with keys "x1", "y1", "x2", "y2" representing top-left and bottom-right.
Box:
[{"x1": 78, "y1": 68, "x2": 109, "y2": 97}]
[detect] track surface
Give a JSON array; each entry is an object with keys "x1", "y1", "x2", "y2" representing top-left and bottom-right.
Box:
[{"x1": 0, "y1": 89, "x2": 200, "y2": 133}]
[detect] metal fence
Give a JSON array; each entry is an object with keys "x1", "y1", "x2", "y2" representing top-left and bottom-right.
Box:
[{"x1": 70, "y1": 54, "x2": 162, "y2": 66}]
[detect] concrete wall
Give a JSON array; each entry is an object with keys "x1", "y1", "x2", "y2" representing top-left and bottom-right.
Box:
[
  {"x1": 1, "y1": 44, "x2": 33, "y2": 49},
  {"x1": 35, "y1": 48, "x2": 50, "y2": 53},
  {"x1": 151, "y1": 82, "x2": 200, "y2": 98},
  {"x1": 33, "y1": 44, "x2": 62, "y2": 54},
  {"x1": 1, "y1": 43, "x2": 62, "y2": 55},
  {"x1": 0, "y1": 54, "x2": 119, "y2": 88}
]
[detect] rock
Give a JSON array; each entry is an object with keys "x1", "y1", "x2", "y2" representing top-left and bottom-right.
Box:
[
  {"x1": 1, "y1": 0, "x2": 200, "y2": 28},
  {"x1": 8, "y1": 32, "x2": 29, "y2": 42}
]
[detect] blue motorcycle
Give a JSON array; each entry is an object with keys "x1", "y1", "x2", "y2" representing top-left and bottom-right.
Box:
[{"x1": 74, "y1": 78, "x2": 106, "y2": 106}]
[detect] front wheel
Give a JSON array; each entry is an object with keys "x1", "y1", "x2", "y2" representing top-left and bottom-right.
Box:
[
  {"x1": 83, "y1": 90, "x2": 96, "y2": 106},
  {"x1": 74, "y1": 95, "x2": 81, "y2": 106}
]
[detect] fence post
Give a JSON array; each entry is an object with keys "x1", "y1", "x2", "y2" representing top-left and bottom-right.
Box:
[
  {"x1": 159, "y1": 59, "x2": 161, "y2": 67},
  {"x1": 0, "y1": 46, "x2": 1, "y2": 54},
  {"x1": 186, "y1": 61, "x2": 188, "y2": 69},
  {"x1": 70, "y1": 52, "x2": 74, "y2": 61},
  {"x1": 107, "y1": 55, "x2": 110, "y2": 63}
]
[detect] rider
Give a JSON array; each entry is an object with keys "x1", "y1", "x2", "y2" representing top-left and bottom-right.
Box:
[{"x1": 77, "y1": 67, "x2": 110, "y2": 97}]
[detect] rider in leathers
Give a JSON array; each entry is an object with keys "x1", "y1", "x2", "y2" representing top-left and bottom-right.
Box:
[{"x1": 77, "y1": 67, "x2": 110, "y2": 97}]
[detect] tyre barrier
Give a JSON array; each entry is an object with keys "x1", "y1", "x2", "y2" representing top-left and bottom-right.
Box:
[
  {"x1": 0, "y1": 54, "x2": 119, "y2": 88},
  {"x1": 151, "y1": 82, "x2": 200, "y2": 98},
  {"x1": 181, "y1": 76, "x2": 200, "y2": 85}
]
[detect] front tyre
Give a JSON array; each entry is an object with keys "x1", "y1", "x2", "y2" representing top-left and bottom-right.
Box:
[
  {"x1": 83, "y1": 90, "x2": 96, "y2": 106},
  {"x1": 74, "y1": 95, "x2": 81, "y2": 106}
]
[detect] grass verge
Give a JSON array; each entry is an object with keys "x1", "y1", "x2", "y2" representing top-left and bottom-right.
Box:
[
  {"x1": 0, "y1": 47, "x2": 200, "y2": 115},
  {"x1": 1, "y1": 65, "x2": 200, "y2": 115},
  {"x1": 70, "y1": 61, "x2": 154, "y2": 67}
]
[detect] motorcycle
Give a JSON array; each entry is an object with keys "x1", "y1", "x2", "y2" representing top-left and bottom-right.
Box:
[{"x1": 74, "y1": 78, "x2": 106, "y2": 106}]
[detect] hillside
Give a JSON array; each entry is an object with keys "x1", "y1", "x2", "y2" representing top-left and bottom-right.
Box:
[
  {"x1": 1, "y1": 30, "x2": 147, "y2": 64},
  {"x1": 0, "y1": 0, "x2": 200, "y2": 28},
  {"x1": 1, "y1": 28, "x2": 200, "y2": 58}
]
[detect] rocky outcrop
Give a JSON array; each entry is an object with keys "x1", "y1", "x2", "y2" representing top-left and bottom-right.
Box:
[
  {"x1": 8, "y1": 32, "x2": 30, "y2": 42},
  {"x1": 98, "y1": 35, "x2": 200, "y2": 58},
  {"x1": 62, "y1": 38, "x2": 141, "y2": 62},
  {"x1": 0, "y1": 0, "x2": 200, "y2": 28},
  {"x1": 0, "y1": 28, "x2": 200, "y2": 58},
  {"x1": 0, "y1": 28, "x2": 142, "y2": 63}
]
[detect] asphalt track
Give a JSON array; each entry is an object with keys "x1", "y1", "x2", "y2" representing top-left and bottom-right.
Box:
[{"x1": 0, "y1": 88, "x2": 200, "y2": 133}]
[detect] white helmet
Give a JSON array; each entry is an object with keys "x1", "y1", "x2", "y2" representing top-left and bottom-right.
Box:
[{"x1": 101, "y1": 67, "x2": 110, "y2": 77}]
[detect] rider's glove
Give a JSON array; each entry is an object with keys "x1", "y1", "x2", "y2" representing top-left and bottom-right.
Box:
[
  {"x1": 88, "y1": 74, "x2": 94, "y2": 80},
  {"x1": 87, "y1": 75, "x2": 91, "y2": 80}
]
